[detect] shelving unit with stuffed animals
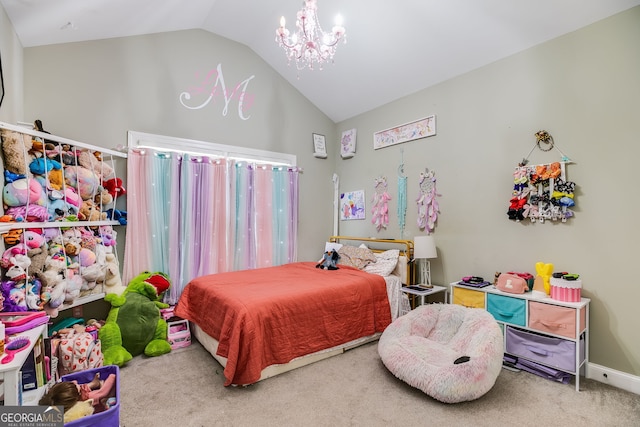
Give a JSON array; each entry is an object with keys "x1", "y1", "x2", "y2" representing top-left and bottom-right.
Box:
[{"x1": 0, "y1": 121, "x2": 127, "y2": 319}]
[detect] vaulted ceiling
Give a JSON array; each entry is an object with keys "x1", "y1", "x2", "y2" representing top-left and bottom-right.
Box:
[{"x1": 2, "y1": 0, "x2": 639, "y2": 122}]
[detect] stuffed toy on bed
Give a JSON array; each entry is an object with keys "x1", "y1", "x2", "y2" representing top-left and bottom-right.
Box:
[
  {"x1": 99, "y1": 271, "x2": 172, "y2": 367},
  {"x1": 316, "y1": 250, "x2": 340, "y2": 270}
]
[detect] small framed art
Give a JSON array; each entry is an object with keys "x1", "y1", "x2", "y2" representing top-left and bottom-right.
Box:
[
  {"x1": 313, "y1": 133, "x2": 327, "y2": 158},
  {"x1": 340, "y1": 128, "x2": 357, "y2": 158}
]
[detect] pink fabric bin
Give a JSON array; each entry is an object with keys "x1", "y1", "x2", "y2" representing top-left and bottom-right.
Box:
[
  {"x1": 550, "y1": 278, "x2": 582, "y2": 302},
  {"x1": 61, "y1": 365, "x2": 120, "y2": 427}
]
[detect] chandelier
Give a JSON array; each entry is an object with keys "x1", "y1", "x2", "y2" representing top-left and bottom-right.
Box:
[{"x1": 275, "y1": 0, "x2": 346, "y2": 71}]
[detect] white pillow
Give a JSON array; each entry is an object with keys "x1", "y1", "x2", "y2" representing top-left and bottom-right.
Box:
[
  {"x1": 325, "y1": 242, "x2": 343, "y2": 252},
  {"x1": 364, "y1": 249, "x2": 399, "y2": 276},
  {"x1": 393, "y1": 255, "x2": 408, "y2": 284}
]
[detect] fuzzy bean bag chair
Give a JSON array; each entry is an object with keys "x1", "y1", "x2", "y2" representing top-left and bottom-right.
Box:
[{"x1": 378, "y1": 303, "x2": 503, "y2": 403}]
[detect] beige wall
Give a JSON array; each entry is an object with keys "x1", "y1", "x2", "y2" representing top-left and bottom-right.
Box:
[
  {"x1": 335, "y1": 7, "x2": 640, "y2": 376},
  {"x1": 20, "y1": 30, "x2": 337, "y2": 263},
  {"x1": 0, "y1": 4, "x2": 23, "y2": 123},
  {"x1": 3, "y1": 3, "x2": 639, "y2": 378}
]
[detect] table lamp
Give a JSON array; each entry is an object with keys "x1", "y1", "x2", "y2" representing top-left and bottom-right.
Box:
[{"x1": 414, "y1": 235, "x2": 437, "y2": 287}]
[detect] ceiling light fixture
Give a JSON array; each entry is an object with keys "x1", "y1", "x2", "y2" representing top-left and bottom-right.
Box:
[{"x1": 275, "y1": 0, "x2": 346, "y2": 71}]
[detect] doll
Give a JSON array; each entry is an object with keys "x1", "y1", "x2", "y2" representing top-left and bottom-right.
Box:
[{"x1": 316, "y1": 250, "x2": 340, "y2": 270}]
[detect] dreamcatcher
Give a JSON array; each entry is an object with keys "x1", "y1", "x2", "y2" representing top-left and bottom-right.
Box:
[
  {"x1": 371, "y1": 176, "x2": 391, "y2": 232},
  {"x1": 416, "y1": 168, "x2": 439, "y2": 234}
]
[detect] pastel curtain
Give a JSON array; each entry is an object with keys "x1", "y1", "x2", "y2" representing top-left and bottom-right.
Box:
[{"x1": 123, "y1": 148, "x2": 299, "y2": 304}]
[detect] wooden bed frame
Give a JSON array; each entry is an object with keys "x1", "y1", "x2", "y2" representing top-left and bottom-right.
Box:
[{"x1": 192, "y1": 236, "x2": 415, "y2": 385}]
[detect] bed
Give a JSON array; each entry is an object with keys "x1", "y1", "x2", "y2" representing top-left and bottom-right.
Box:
[{"x1": 174, "y1": 236, "x2": 414, "y2": 386}]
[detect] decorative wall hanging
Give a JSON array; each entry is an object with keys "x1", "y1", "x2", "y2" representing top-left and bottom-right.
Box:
[
  {"x1": 397, "y1": 150, "x2": 407, "y2": 239},
  {"x1": 371, "y1": 177, "x2": 391, "y2": 231},
  {"x1": 416, "y1": 168, "x2": 440, "y2": 234},
  {"x1": 507, "y1": 130, "x2": 577, "y2": 223},
  {"x1": 340, "y1": 190, "x2": 365, "y2": 220},
  {"x1": 373, "y1": 115, "x2": 436, "y2": 150},
  {"x1": 340, "y1": 128, "x2": 357, "y2": 158},
  {"x1": 312, "y1": 133, "x2": 327, "y2": 158}
]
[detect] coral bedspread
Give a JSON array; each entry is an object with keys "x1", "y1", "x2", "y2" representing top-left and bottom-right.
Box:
[{"x1": 175, "y1": 262, "x2": 391, "y2": 386}]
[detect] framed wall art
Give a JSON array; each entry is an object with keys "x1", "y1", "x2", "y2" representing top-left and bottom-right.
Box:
[
  {"x1": 340, "y1": 128, "x2": 357, "y2": 158},
  {"x1": 312, "y1": 133, "x2": 327, "y2": 158},
  {"x1": 373, "y1": 115, "x2": 436, "y2": 150},
  {"x1": 340, "y1": 190, "x2": 366, "y2": 220}
]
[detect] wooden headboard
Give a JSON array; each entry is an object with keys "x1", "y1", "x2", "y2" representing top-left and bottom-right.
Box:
[{"x1": 329, "y1": 236, "x2": 414, "y2": 285}]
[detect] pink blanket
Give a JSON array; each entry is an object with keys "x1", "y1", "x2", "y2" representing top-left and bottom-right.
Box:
[{"x1": 175, "y1": 262, "x2": 391, "y2": 385}]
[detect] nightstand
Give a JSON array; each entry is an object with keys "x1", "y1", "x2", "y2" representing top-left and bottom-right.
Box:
[{"x1": 401, "y1": 285, "x2": 447, "y2": 314}]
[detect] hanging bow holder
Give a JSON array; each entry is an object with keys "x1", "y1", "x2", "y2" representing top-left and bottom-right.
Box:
[{"x1": 507, "y1": 130, "x2": 577, "y2": 223}]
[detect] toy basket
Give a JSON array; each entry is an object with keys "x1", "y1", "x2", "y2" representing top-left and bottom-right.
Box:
[{"x1": 61, "y1": 365, "x2": 120, "y2": 427}]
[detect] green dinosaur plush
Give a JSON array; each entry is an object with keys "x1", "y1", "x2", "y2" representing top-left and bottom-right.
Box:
[{"x1": 99, "y1": 271, "x2": 172, "y2": 366}]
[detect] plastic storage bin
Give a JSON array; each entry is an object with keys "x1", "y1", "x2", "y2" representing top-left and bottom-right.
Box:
[{"x1": 61, "y1": 365, "x2": 120, "y2": 427}]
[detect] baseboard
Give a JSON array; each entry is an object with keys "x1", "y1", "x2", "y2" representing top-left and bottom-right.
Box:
[{"x1": 587, "y1": 363, "x2": 640, "y2": 395}]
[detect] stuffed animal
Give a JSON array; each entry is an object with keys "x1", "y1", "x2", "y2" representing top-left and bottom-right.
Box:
[
  {"x1": 103, "y1": 253, "x2": 125, "y2": 296},
  {"x1": 99, "y1": 271, "x2": 172, "y2": 366},
  {"x1": 3, "y1": 178, "x2": 45, "y2": 207},
  {"x1": 79, "y1": 149, "x2": 114, "y2": 179},
  {"x1": 105, "y1": 208, "x2": 127, "y2": 225},
  {"x1": 80, "y1": 263, "x2": 104, "y2": 293},
  {"x1": 64, "y1": 399, "x2": 95, "y2": 423},
  {"x1": 30, "y1": 158, "x2": 64, "y2": 191},
  {"x1": 79, "y1": 200, "x2": 107, "y2": 222},
  {"x1": 64, "y1": 273, "x2": 84, "y2": 303},
  {"x1": 23, "y1": 230, "x2": 46, "y2": 250},
  {"x1": 4, "y1": 205, "x2": 50, "y2": 222},
  {"x1": 27, "y1": 246, "x2": 48, "y2": 277},
  {"x1": 40, "y1": 269, "x2": 66, "y2": 317},
  {"x1": 1, "y1": 129, "x2": 33, "y2": 175},
  {"x1": 1, "y1": 243, "x2": 29, "y2": 269},
  {"x1": 103, "y1": 177, "x2": 126, "y2": 199},
  {"x1": 65, "y1": 166, "x2": 101, "y2": 200},
  {"x1": 94, "y1": 188, "x2": 113, "y2": 207},
  {"x1": 316, "y1": 250, "x2": 340, "y2": 270},
  {"x1": 2, "y1": 228, "x2": 23, "y2": 245},
  {"x1": 6, "y1": 254, "x2": 31, "y2": 282},
  {"x1": 1, "y1": 280, "x2": 27, "y2": 312}
]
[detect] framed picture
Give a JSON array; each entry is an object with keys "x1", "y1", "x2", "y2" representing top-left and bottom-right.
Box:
[
  {"x1": 373, "y1": 115, "x2": 436, "y2": 150},
  {"x1": 340, "y1": 128, "x2": 357, "y2": 158},
  {"x1": 340, "y1": 190, "x2": 366, "y2": 220},
  {"x1": 312, "y1": 133, "x2": 327, "y2": 158}
]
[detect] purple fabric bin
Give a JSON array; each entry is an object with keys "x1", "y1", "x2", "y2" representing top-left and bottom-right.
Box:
[
  {"x1": 61, "y1": 365, "x2": 120, "y2": 427},
  {"x1": 505, "y1": 326, "x2": 581, "y2": 372}
]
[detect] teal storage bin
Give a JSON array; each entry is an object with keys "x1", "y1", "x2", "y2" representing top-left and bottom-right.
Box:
[{"x1": 487, "y1": 293, "x2": 526, "y2": 326}]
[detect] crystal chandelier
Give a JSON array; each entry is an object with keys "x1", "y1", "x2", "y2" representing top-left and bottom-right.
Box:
[{"x1": 275, "y1": 0, "x2": 346, "y2": 71}]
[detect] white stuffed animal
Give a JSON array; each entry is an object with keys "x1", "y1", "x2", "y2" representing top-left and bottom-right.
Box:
[{"x1": 103, "y1": 253, "x2": 126, "y2": 295}]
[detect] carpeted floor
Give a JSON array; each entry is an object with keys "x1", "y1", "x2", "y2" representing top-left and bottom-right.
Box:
[{"x1": 119, "y1": 341, "x2": 640, "y2": 427}]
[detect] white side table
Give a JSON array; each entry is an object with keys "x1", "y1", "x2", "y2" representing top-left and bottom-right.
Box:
[{"x1": 401, "y1": 285, "x2": 448, "y2": 314}]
